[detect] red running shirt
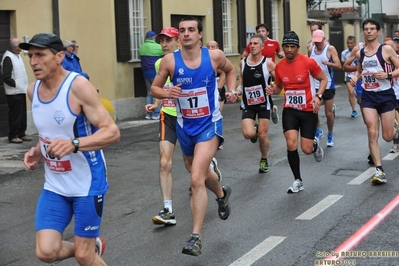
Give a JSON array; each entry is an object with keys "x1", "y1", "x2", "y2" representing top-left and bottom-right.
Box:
[
  {"x1": 275, "y1": 54, "x2": 322, "y2": 112},
  {"x1": 244, "y1": 38, "x2": 281, "y2": 62}
]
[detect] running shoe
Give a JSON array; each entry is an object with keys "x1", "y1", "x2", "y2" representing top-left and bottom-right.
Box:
[
  {"x1": 287, "y1": 179, "x2": 304, "y2": 193},
  {"x1": 367, "y1": 154, "x2": 374, "y2": 165},
  {"x1": 145, "y1": 114, "x2": 151, "y2": 120},
  {"x1": 327, "y1": 133, "x2": 334, "y2": 147},
  {"x1": 152, "y1": 114, "x2": 160, "y2": 120},
  {"x1": 371, "y1": 169, "x2": 387, "y2": 185},
  {"x1": 351, "y1": 110, "x2": 358, "y2": 118},
  {"x1": 332, "y1": 104, "x2": 336, "y2": 118},
  {"x1": 271, "y1": 105, "x2": 279, "y2": 124},
  {"x1": 313, "y1": 138, "x2": 324, "y2": 162},
  {"x1": 394, "y1": 119, "x2": 399, "y2": 139},
  {"x1": 95, "y1": 236, "x2": 106, "y2": 256},
  {"x1": 211, "y1": 157, "x2": 223, "y2": 183},
  {"x1": 152, "y1": 208, "x2": 176, "y2": 225},
  {"x1": 182, "y1": 235, "x2": 202, "y2": 256},
  {"x1": 259, "y1": 158, "x2": 270, "y2": 173},
  {"x1": 250, "y1": 121, "x2": 258, "y2": 143},
  {"x1": 315, "y1": 128, "x2": 324, "y2": 139},
  {"x1": 389, "y1": 143, "x2": 399, "y2": 153},
  {"x1": 216, "y1": 185, "x2": 231, "y2": 220}
]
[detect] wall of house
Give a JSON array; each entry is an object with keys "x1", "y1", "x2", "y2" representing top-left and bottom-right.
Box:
[
  {"x1": 0, "y1": 0, "x2": 312, "y2": 132},
  {"x1": 1, "y1": 0, "x2": 53, "y2": 84},
  {"x1": 289, "y1": 0, "x2": 310, "y2": 55},
  {"x1": 59, "y1": 0, "x2": 121, "y2": 101}
]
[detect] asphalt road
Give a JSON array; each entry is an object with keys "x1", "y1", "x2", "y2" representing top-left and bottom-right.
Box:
[{"x1": 1, "y1": 85, "x2": 399, "y2": 266}]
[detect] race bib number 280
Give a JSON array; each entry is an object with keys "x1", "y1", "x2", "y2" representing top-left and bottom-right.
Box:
[
  {"x1": 285, "y1": 90, "x2": 306, "y2": 109},
  {"x1": 178, "y1": 87, "x2": 210, "y2": 118}
]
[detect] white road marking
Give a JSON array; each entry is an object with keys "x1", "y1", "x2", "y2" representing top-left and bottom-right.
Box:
[
  {"x1": 348, "y1": 167, "x2": 375, "y2": 185},
  {"x1": 296, "y1": 195, "x2": 343, "y2": 220},
  {"x1": 229, "y1": 236, "x2": 286, "y2": 266},
  {"x1": 382, "y1": 152, "x2": 399, "y2": 160}
]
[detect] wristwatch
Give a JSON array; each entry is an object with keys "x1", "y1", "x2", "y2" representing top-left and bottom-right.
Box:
[
  {"x1": 388, "y1": 72, "x2": 393, "y2": 79},
  {"x1": 316, "y1": 94, "x2": 323, "y2": 100},
  {"x1": 72, "y1": 138, "x2": 79, "y2": 153}
]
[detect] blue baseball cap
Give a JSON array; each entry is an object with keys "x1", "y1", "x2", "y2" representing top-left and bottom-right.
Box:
[{"x1": 145, "y1": 31, "x2": 157, "y2": 38}]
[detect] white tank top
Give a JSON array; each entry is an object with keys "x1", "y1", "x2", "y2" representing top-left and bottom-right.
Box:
[
  {"x1": 310, "y1": 44, "x2": 334, "y2": 90},
  {"x1": 393, "y1": 55, "x2": 399, "y2": 99},
  {"x1": 31, "y1": 72, "x2": 108, "y2": 197},
  {"x1": 360, "y1": 45, "x2": 393, "y2": 92}
]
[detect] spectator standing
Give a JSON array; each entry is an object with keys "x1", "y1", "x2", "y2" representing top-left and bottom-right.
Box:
[
  {"x1": 139, "y1": 31, "x2": 163, "y2": 120},
  {"x1": 62, "y1": 40, "x2": 89, "y2": 79},
  {"x1": 71, "y1": 40, "x2": 79, "y2": 54},
  {"x1": 0, "y1": 37, "x2": 32, "y2": 143}
]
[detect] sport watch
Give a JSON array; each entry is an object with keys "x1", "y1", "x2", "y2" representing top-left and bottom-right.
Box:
[
  {"x1": 316, "y1": 94, "x2": 323, "y2": 101},
  {"x1": 72, "y1": 138, "x2": 79, "y2": 153}
]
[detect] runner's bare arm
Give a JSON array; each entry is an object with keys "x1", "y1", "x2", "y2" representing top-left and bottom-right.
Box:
[
  {"x1": 326, "y1": 46, "x2": 342, "y2": 71},
  {"x1": 343, "y1": 45, "x2": 359, "y2": 72},
  {"x1": 151, "y1": 53, "x2": 173, "y2": 99}
]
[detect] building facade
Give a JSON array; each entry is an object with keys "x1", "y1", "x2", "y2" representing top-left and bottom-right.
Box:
[{"x1": 0, "y1": 0, "x2": 308, "y2": 136}]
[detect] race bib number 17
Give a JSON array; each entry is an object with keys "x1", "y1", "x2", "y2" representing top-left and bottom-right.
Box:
[{"x1": 178, "y1": 87, "x2": 210, "y2": 118}]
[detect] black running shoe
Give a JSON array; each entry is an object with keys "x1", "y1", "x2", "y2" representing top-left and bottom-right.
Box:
[
  {"x1": 250, "y1": 122, "x2": 258, "y2": 143},
  {"x1": 216, "y1": 185, "x2": 231, "y2": 220},
  {"x1": 182, "y1": 236, "x2": 202, "y2": 256}
]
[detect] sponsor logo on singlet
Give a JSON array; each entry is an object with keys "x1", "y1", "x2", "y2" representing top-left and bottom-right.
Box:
[
  {"x1": 364, "y1": 60, "x2": 378, "y2": 68},
  {"x1": 176, "y1": 77, "x2": 193, "y2": 85},
  {"x1": 53, "y1": 110, "x2": 66, "y2": 125}
]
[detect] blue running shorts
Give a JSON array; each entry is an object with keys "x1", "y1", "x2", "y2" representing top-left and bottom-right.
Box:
[
  {"x1": 355, "y1": 80, "x2": 363, "y2": 98},
  {"x1": 361, "y1": 88, "x2": 396, "y2": 114},
  {"x1": 177, "y1": 119, "x2": 224, "y2": 157},
  {"x1": 36, "y1": 189, "x2": 105, "y2": 238}
]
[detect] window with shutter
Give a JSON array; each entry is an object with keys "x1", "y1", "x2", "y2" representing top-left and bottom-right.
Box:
[
  {"x1": 114, "y1": 0, "x2": 131, "y2": 62},
  {"x1": 114, "y1": 0, "x2": 145, "y2": 62}
]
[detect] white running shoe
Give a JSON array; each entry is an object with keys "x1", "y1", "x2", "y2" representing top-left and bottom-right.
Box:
[
  {"x1": 371, "y1": 169, "x2": 387, "y2": 185},
  {"x1": 287, "y1": 179, "x2": 304, "y2": 193},
  {"x1": 95, "y1": 236, "x2": 106, "y2": 256},
  {"x1": 313, "y1": 138, "x2": 324, "y2": 162}
]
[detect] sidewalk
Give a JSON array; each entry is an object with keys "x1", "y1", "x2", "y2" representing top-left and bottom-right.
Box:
[{"x1": 0, "y1": 119, "x2": 159, "y2": 175}]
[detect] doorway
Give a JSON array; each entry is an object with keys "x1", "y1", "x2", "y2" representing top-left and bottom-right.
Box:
[{"x1": 0, "y1": 11, "x2": 11, "y2": 137}]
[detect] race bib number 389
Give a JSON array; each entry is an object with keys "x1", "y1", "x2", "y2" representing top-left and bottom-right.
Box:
[
  {"x1": 362, "y1": 72, "x2": 380, "y2": 90},
  {"x1": 178, "y1": 87, "x2": 210, "y2": 118}
]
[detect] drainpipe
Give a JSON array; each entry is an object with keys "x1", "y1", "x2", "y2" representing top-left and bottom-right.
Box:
[{"x1": 52, "y1": 0, "x2": 60, "y2": 36}]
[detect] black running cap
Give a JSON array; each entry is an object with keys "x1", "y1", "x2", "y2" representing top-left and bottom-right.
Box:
[
  {"x1": 19, "y1": 33, "x2": 64, "y2": 52},
  {"x1": 282, "y1": 31, "x2": 300, "y2": 46}
]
